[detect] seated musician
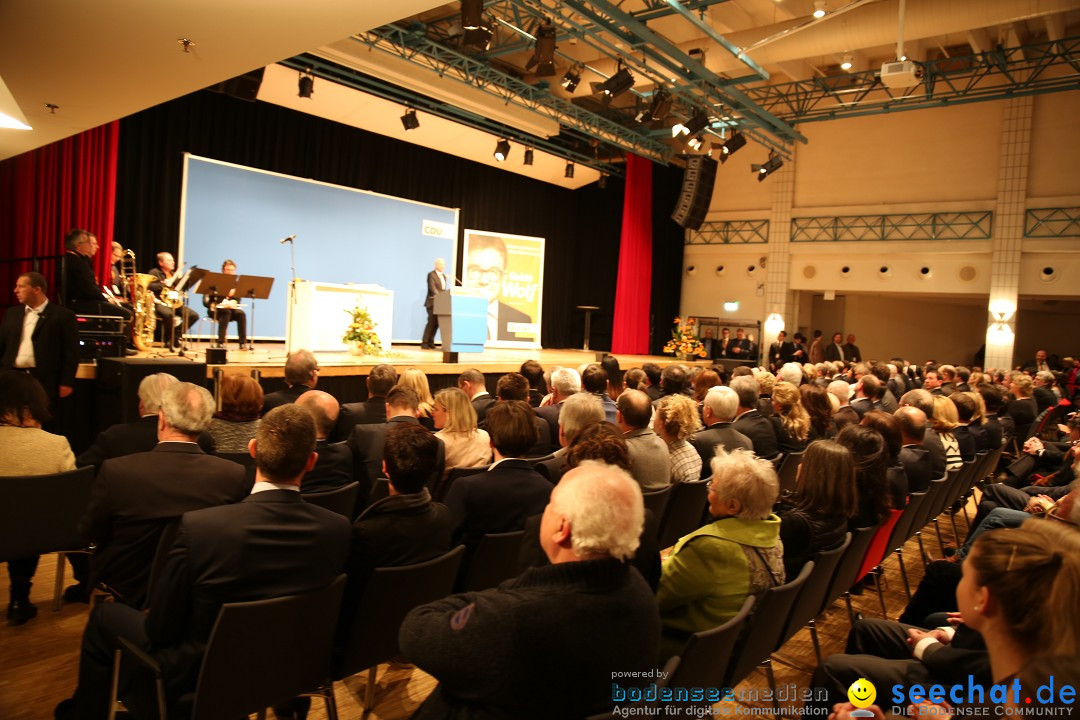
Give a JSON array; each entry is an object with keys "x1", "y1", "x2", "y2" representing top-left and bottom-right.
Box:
[
  {"x1": 147, "y1": 251, "x2": 198, "y2": 349},
  {"x1": 203, "y1": 259, "x2": 248, "y2": 350}
]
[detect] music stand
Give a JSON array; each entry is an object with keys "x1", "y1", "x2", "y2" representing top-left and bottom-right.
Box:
[
  {"x1": 233, "y1": 275, "x2": 275, "y2": 348},
  {"x1": 191, "y1": 270, "x2": 235, "y2": 348}
]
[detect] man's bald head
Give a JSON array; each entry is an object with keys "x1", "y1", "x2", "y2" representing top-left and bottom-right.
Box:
[
  {"x1": 296, "y1": 390, "x2": 340, "y2": 439},
  {"x1": 894, "y1": 406, "x2": 927, "y2": 444}
]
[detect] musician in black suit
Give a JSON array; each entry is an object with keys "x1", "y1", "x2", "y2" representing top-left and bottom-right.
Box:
[
  {"x1": 444, "y1": 400, "x2": 551, "y2": 548},
  {"x1": 895, "y1": 407, "x2": 933, "y2": 493},
  {"x1": 420, "y1": 257, "x2": 449, "y2": 349},
  {"x1": 0, "y1": 272, "x2": 78, "y2": 403},
  {"x1": 729, "y1": 376, "x2": 780, "y2": 460},
  {"x1": 261, "y1": 349, "x2": 319, "y2": 415},
  {"x1": 296, "y1": 390, "x2": 355, "y2": 494},
  {"x1": 201, "y1": 259, "x2": 247, "y2": 349},
  {"x1": 77, "y1": 382, "x2": 251, "y2": 608},
  {"x1": 77, "y1": 373, "x2": 216, "y2": 471},
  {"x1": 62, "y1": 230, "x2": 134, "y2": 331},
  {"x1": 347, "y1": 386, "x2": 443, "y2": 508},
  {"x1": 58, "y1": 404, "x2": 350, "y2": 720},
  {"x1": 333, "y1": 363, "x2": 397, "y2": 442},
  {"x1": 147, "y1": 251, "x2": 198, "y2": 346}
]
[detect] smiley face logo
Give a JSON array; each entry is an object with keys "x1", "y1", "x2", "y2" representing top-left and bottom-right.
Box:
[{"x1": 847, "y1": 678, "x2": 877, "y2": 708}]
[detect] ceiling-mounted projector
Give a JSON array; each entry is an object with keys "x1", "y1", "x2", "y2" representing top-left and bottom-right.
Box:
[{"x1": 880, "y1": 60, "x2": 922, "y2": 88}]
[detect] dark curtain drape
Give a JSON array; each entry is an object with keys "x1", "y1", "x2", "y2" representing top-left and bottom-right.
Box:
[
  {"x1": 0, "y1": 122, "x2": 119, "y2": 302},
  {"x1": 611, "y1": 154, "x2": 653, "y2": 354},
  {"x1": 649, "y1": 163, "x2": 686, "y2": 356}
]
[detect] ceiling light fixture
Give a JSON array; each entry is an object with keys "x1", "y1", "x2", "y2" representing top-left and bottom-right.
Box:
[
  {"x1": 812, "y1": 0, "x2": 827, "y2": 18},
  {"x1": 687, "y1": 135, "x2": 705, "y2": 152},
  {"x1": 529, "y1": 22, "x2": 557, "y2": 77},
  {"x1": 298, "y1": 71, "x2": 314, "y2": 99},
  {"x1": 565, "y1": 161, "x2": 575, "y2": 179},
  {"x1": 523, "y1": 147, "x2": 534, "y2": 166},
  {"x1": 400, "y1": 108, "x2": 419, "y2": 131},
  {"x1": 752, "y1": 154, "x2": 784, "y2": 182},
  {"x1": 561, "y1": 68, "x2": 581, "y2": 93},
  {"x1": 590, "y1": 64, "x2": 634, "y2": 105},
  {"x1": 494, "y1": 138, "x2": 511, "y2": 162},
  {"x1": 647, "y1": 90, "x2": 673, "y2": 122},
  {"x1": 840, "y1": 53, "x2": 853, "y2": 70},
  {"x1": 0, "y1": 74, "x2": 31, "y2": 130},
  {"x1": 461, "y1": 0, "x2": 484, "y2": 30},
  {"x1": 719, "y1": 132, "x2": 747, "y2": 163}
]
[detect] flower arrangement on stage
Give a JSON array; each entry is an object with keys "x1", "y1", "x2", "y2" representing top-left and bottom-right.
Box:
[
  {"x1": 663, "y1": 316, "x2": 707, "y2": 359},
  {"x1": 342, "y1": 304, "x2": 383, "y2": 356}
]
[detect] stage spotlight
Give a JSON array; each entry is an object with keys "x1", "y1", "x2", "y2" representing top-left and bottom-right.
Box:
[
  {"x1": 751, "y1": 154, "x2": 783, "y2": 182},
  {"x1": 812, "y1": 0, "x2": 827, "y2": 18},
  {"x1": 687, "y1": 135, "x2": 704, "y2": 152},
  {"x1": 494, "y1": 138, "x2": 511, "y2": 162},
  {"x1": 685, "y1": 112, "x2": 709, "y2": 135},
  {"x1": 647, "y1": 90, "x2": 673, "y2": 122},
  {"x1": 718, "y1": 132, "x2": 747, "y2": 164},
  {"x1": 298, "y1": 72, "x2": 314, "y2": 99},
  {"x1": 561, "y1": 68, "x2": 581, "y2": 93},
  {"x1": 591, "y1": 66, "x2": 634, "y2": 104},
  {"x1": 840, "y1": 53, "x2": 853, "y2": 70},
  {"x1": 523, "y1": 148, "x2": 534, "y2": 166},
  {"x1": 462, "y1": 0, "x2": 484, "y2": 29},
  {"x1": 565, "y1": 161, "x2": 575, "y2": 178},
  {"x1": 400, "y1": 108, "x2": 419, "y2": 131},
  {"x1": 462, "y1": 24, "x2": 493, "y2": 52},
  {"x1": 531, "y1": 23, "x2": 557, "y2": 77}
]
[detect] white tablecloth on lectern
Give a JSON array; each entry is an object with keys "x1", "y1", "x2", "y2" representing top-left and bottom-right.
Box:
[{"x1": 287, "y1": 281, "x2": 393, "y2": 352}]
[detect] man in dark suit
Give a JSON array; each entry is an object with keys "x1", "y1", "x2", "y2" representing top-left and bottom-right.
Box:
[
  {"x1": 768, "y1": 330, "x2": 794, "y2": 370},
  {"x1": 78, "y1": 382, "x2": 251, "y2": 608},
  {"x1": 843, "y1": 334, "x2": 862, "y2": 364},
  {"x1": 420, "y1": 257, "x2": 449, "y2": 349},
  {"x1": 0, "y1": 272, "x2": 78, "y2": 406},
  {"x1": 261, "y1": 349, "x2": 319, "y2": 414},
  {"x1": 977, "y1": 385, "x2": 1006, "y2": 449},
  {"x1": 333, "y1": 363, "x2": 397, "y2": 442},
  {"x1": 495, "y1": 372, "x2": 551, "y2": 456},
  {"x1": 533, "y1": 392, "x2": 605, "y2": 485},
  {"x1": 900, "y1": 388, "x2": 946, "y2": 478},
  {"x1": 57, "y1": 404, "x2": 350, "y2": 720},
  {"x1": 824, "y1": 332, "x2": 846, "y2": 363},
  {"x1": 690, "y1": 386, "x2": 753, "y2": 479},
  {"x1": 147, "y1": 251, "x2": 199, "y2": 344},
  {"x1": 1033, "y1": 371, "x2": 1058, "y2": 413},
  {"x1": 828, "y1": 379, "x2": 860, "y2": 430},
  {"x1": 296, "y1": 390, "x2": 354, "y2": 494},
  {"x1": 61, "y1": 230, "x2": 134, "y2": 343},
  {"x1": 582, "y1": 364, "x2": 617, "y2": 423},
  {"x1": 896, "y1": 406, "x2": 933, "y2": 493},
  {"x1": 347, "y1": 386, "x2": 443, "y2": 507},
  {"x1": 534, "y1": 367, "x2": 580, "y2": 451},
  {"x1": 850, "y1": 375, "x2": 881, "y2": 418},
  {"x1": 459, "y1": 367, "x2": 496, "y2": 424},
  {"x1": 77, "y1": 373, "x2": 215, "y2": 470},
  {"x1": 445, "y1": 400, "x2": 551, "y2": 548},
  {"x1": 727, "y1": 327, "x2": 751, "y2": 362},
  {"x1": 729, "y1": 376, "x2": 779, "y2": 460}
]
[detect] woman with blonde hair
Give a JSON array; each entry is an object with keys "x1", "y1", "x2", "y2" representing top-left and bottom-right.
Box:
[
  {"x1": 932, "y1": 394, "x2": 964, "y2": 470},
  {"x1": 432, "y1": 387, "x2": 492, "y2": 478},
  {"x1": 399, "y1": 367, "x2": 436, "y2": 430},
  {"x1": 771, "y1": 381, "x2": 810, "y2": 453},
  {"x1": 653, "y1": 394, "x2": 702, "y2": 483}
]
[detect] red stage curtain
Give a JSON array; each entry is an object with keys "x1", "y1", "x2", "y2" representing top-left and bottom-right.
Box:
[
  {"x1": 0, "y1": 121, "x2": 120, "y2": 300},
  {"x1": 610, "y1": 153, "x2": 653, "y2": 355}
]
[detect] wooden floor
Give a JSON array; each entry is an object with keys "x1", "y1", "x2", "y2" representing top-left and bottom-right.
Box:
[
  {"x1": 75, "y1": 341, "x2": 706, "y2": 381},
  {"x1": 0, "y1": 501, "x2": 978, "y2": 720}
]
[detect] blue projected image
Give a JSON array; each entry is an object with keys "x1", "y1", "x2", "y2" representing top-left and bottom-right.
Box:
[{"x1": 179, "y1": 155, "x2": 459, "y2": 342}]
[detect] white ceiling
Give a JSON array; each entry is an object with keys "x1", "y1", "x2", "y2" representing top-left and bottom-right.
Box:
[{"x1": 0, "y1": 0, "x2": 446, "y2": 160}]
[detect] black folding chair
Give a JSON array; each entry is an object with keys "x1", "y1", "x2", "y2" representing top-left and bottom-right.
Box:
[
  {"x1": 458, "y1": 530, "x2": 526, "y2": 592},
  {"x1": 776, "y1": 451, "x2": 804, "y2": 495},
  {"x1": 641, "y1": 484, "x2": 673, "y2": 521},
  {"x1": 657, "y1": 480, "x2": 709, "y2": 549},
  {"x1": 303, "y1": 482, "x2": 360, "y2": 520},
  {"x1": 777, "y1": 534, "x2": 851, "y2": 666}
]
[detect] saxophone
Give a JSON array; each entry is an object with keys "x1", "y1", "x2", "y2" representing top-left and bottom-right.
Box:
[{"x1": 122, "y1": 250, "x2": 158, "y2": 351}]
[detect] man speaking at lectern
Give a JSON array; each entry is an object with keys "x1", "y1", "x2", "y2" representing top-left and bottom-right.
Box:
[{"x1": 421, "y1": 258, "x2": 449, "y2": 350}]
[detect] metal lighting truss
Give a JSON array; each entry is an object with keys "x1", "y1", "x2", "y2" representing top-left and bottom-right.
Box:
[
  {"x1": 791, "y1": 212, "x2": 993, "y2": 242},
  {"x1": 686, "y1": 220, "x2": 770, "y2": 245},
  {"x1": 744, "y1": 37, "x2": 1080, "y2": 124},
  {"x1": 1025, "y1": 207, "x2": 1080, "y2": 238}
]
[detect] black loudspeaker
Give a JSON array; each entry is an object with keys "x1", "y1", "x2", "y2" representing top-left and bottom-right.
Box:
[
  {"x1": 96, "y1": 358, "x2": 207, "y2": 427},
  {"x1": 671, "y1": 156, "x2": 718, "y2": 230},
  {"x1": 208, "y1": 67, "x2": 265, "y2": 102}
]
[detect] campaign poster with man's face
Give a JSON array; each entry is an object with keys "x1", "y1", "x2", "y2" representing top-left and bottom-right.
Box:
[{"x1": 463, "y1": 229, "x2": 544, "y2": 349}]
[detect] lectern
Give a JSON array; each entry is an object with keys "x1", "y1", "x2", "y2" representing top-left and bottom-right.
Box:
[{"x1": 434, "y1": 287, "x2": 487, "y2": 362}]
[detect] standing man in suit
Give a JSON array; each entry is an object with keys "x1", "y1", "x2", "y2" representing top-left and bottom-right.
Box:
[
  {"x1": 809, "y1": 330, "x2": 825, "y2": 364},
  {"x1": 716, "y1": 328, "x2": 733, "y2": 359},
  {"x1": 57, "y1": 404, "x2": 350, "y2": 720},
  {"x1": 459, "y1": 368, "x2": 496, "y2": 424},
  {"x1": 730, "y1": 376, "x2": 780, "y2": 460},
  {"x1": 768, "y1": 331, "x2": 794, "y2": 371},
  {"x1": 1, "y1": 272, "x2": 79, "y2": 409},
  {"x1": 728, "y1": 327, "x2": 751, "y2": 362},
  {"x1": 78, "y1": 382, "x2": 251, "y2": 608},
  {"x1": 333, "y1": 363, "x2": 397, "y2": 441},
  {"x1": 824, "y1": 332, "x2": 846, "y2": 363},
  {"x1": 261, "y1": 349, "x2": 319, "y2": 414},
  {"x1": 421, "y1": 257, "x2": 449, "y2": 349},
  {"x1": 690, "y1": 386, "x2": 753, "y2": 479},
  {"x1": 844, "y1": 334, "x2": 862, "y2": 364},
  {"x1": 296, "y1": 390, "x2": 354, "y2": 494}
]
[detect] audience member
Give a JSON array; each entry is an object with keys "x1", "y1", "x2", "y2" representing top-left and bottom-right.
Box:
[
  {"x1": 399, "y1": 367, "x2": 436, "y2": 430},
  {"x1": 616, "y1": 388, "x2": 671, "y2": 491},
  {"x1": 771, "y1": 381, "x2": 810, "y2": 453},
  {"x1": 459, "y1": 368, "x2": 495, "y2": 424},
  {"x1": 1005, "y1": 372, "x2": 1038, "y2": 441},
  {"x1": 835, "y1": 424, "x2": 892, "y2": 529},
  {"x1": 653, "y1": 394, "x2": 703, "y2": 484},
  {"x1": 601, "y1": 354, "x2": 624, "y2": 401},
  {"x1": 754, "y1": 369, "x2": 777, "y2": 417},
  {"x1": 57, "y1": 405, "x2": 350, "y2": 720},
  {"x1": 690, "y1": 386, "x2": 753, "y2": 480},
  {"x1": 261, "y1": 349, "x2": 318, "y2": 414},
  {"x1": 692, "y1": 369, "x2": 721, "y2": 404},
  {"x1": 535, "y1": 391, "x2": 605, "y2": 484},
  {"x1": 496, "y1": 372, "x2": 552, "y2": 455},
  {"x1": 655, "y1": 364, "x2": 689, "y2": 404},
  {"x1": 730, "y1": 375, "x2": 780, "y2": 459},
  {"x1": 295, "y1": 390, "x2": 354, "y2": 493},
  {"x1": 895, "y1": 406, "x2": 933, "y2": 493},
  {"x1": 520, "y1": 359, "x2": 546, "y2": 407},
  {"x1": 0, "y1": 370, "x2": 76, "y2": 625},
  {"x1": 444, "y1": 400, "x2": 550, "y2": 547},
  {"x1": 534, "y1": 366, "x2": 580, "y2": 445},
  {"x1": 950, "y1": 392, "x2": 983, "y2": 457},
  {"x1": 777, "y1": 439, "x2": 857, "y2": 579},
  {"x1": 582, "y1": 364, "x2": 617, "y2": 423},
  {"x1": 829, "y1": 379, "x2": 859, "y2": 430},
  {"x1": 624, "y1": 367, "x2": 647, "y2": 393},
  {"x1": 642, "y1": 363, "x2": 663, "y2": 401},
  {"x1": 334, "y1": 363, "x2": 397, "y2": 441},
  {"x1": 932, "y1": 395, "x2": 965, "y2": 470},
  {"x1": 657, "y1": 448, "x2": 783, "y2": 661},
  {"x1": 401, "y1": 462, "x2": 659, "y2": 719},
  {"x1": 860, "y1": 410, "x2": 909, "y2": 510},
  {"x1": 208, "y1": 374, "x2": 262, "y2": 453},
  {"x1": 432, "y1": 386, "x2": 492, "y2": 482},
  {"x1": 801, "y1": 383, "x2": 837, "y2": 440}
]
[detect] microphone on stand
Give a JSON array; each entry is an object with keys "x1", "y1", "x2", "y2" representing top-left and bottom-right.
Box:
[{"x1": 279, "y1": 235, "x2": 296, "y2": 244}]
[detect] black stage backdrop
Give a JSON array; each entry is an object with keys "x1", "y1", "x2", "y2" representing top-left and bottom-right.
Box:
[{"x1": 114, "y1": 89, "x2": 684, "y2": 354}]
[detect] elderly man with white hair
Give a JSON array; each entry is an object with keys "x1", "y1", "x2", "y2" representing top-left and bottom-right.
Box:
[
  {"x1": 535, "y1": 366, "x2": 581, "y2": 445},
  {"x1": 534, "y1": 391, "x2": 605, "y2": 484},
  {"x1": 828, "y1": 378, "x2": 859, "y2": 429},
  {"x1": 78, "y1": 382, "x2": 252, "y2": 608},
  {"x1": 657, "y1": 448, "x2": 784, "y2": 661},
  {"x1": 401, "y1": 461, "x2": 660, "y2": 719},
  {"x1": 777, "y1": 361, "x2": 804, "y2": 387},
  {"x1": 690, "y1": 386, "x2": 753, "y2": 480}
]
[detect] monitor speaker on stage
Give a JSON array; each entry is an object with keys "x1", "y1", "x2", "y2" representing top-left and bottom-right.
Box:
[
  {"x1": 671, "y1": 156, "x2": 718, "y2": 230},
  {"x1": 97, "y1": 358, "x2": 208, "y2": 427}
]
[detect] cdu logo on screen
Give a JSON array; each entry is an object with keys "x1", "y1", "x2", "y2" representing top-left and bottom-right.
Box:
[{"x1": 423, "y1": 220, "x2": 454, "y2": 238}]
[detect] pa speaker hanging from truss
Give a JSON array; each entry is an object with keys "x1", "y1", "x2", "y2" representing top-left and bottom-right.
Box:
[{"x1": 671, "y1": 156, "x2": 718, "y2": 230}]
